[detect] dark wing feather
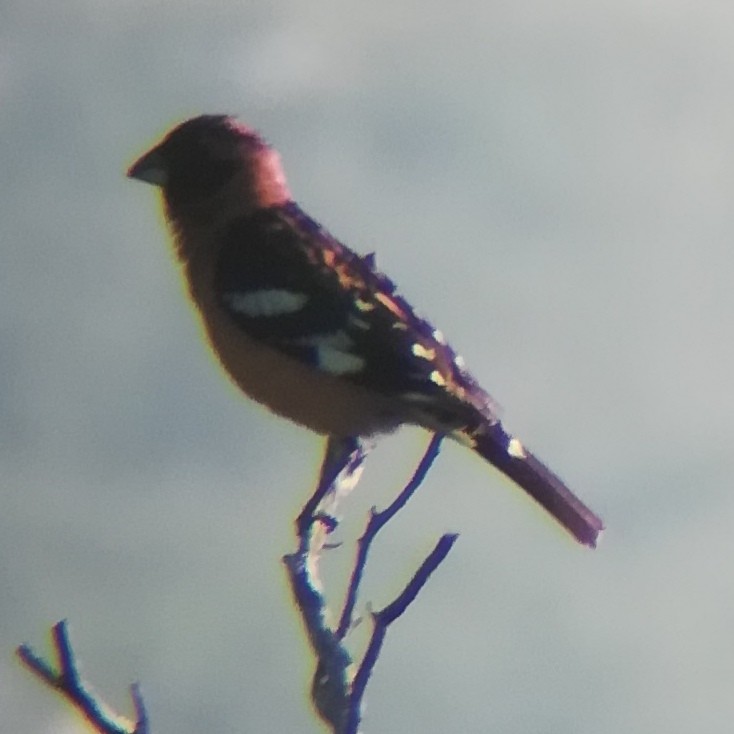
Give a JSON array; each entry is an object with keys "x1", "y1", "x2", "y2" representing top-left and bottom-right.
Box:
[{"x1": 215, "y1": 202, "x2": 499, "y2": 428}]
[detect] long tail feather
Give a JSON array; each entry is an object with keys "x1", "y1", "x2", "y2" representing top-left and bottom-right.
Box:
[{"x1": 471, "y1": 423, "x2": 604, "y2": 547}]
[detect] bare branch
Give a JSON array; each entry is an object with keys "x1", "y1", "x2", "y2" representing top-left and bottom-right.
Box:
[
  {"x1": 16, "y1": 620, "x2": 148, "y2": 734},
  {"x1": 337, "y1": 433, "x2": 444, "y2": 639},
  {"x1": 346, "y1": 533, "x2": 459, "y2": 734},
  {"x1": 285, "y1": 433, "x2": 457, "y2": 733}
]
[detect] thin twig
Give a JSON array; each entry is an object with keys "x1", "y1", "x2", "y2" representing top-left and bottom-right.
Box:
[
  {"x1": 16, "y1": 620, "x2": 148, "y2": 734},
  {"x1": 346, "y1": 533, "x2": 459, "y2": 734},
  {"x1": 336, "y1": 433, "x2": 444, "y2": 639}
]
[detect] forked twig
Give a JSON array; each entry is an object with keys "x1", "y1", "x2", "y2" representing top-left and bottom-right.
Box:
[
  {"x1": 16, "y1": 620, "x2": 148, "y2": 734},
  {"x1": 284, "y1": 433, "x2": 457, "y2": 733}
]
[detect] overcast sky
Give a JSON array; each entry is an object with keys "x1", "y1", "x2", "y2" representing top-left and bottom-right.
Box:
[{"x1": 3, "y1": 1, "x2": 734, "y2": 732}]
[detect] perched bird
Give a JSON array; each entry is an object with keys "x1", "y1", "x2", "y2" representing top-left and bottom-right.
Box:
[{"x1": 127, "y1": 115, "x2": 603, "y2": 547}]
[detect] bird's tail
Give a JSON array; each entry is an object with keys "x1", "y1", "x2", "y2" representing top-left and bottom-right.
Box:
[{"x1": 469, "y1": 422, "x2": 603, "y2": 548}]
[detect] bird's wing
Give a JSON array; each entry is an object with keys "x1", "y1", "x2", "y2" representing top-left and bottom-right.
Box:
[{"x1": 214, "y1": 203, "x2": 500, "y2": 430}]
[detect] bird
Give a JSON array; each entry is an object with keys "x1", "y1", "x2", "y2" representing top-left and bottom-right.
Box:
[{"x1": 127, "y1": 115, "x2": 603, "y2": 547}]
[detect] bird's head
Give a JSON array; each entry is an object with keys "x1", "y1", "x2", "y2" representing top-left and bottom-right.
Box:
[{"x1": 127, "y1": 115, "x2": 291, "y2": 222}]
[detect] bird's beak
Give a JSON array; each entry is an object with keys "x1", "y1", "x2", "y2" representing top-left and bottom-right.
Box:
[{"x1": 127, "y1": 147, "x2": 168, "y2": 187}]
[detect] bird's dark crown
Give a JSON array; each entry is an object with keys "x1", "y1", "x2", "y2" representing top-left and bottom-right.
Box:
[
  {"x1": 159, "y1": 115, "x2": 263, "y2": 163},
  {"x1": 147, "y1": 115, "x2": 265, "y2": 207}
]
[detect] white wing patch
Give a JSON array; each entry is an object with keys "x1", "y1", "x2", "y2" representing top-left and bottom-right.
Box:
[
  {"x1": 298, "y1": 330, "x2": 366, "y2": 375},
  {"x1": 355, "y1": 298, "x2": 375, "y2": 312},
  {"x1": 224, "y1": 289, "x2": 308, "y2": 317},
  {"x1": 507, "y1": 437, "x2": 526, "y2": 459},
  {"x1": 429, "y1": 370, "x2": 446, "y2": 386},
  {"x1": 318, "y1": 346, "x2": 365, "y2": 374},
  {"x1": 412, "y1": 343, "x2": 436, "y2": 360}
]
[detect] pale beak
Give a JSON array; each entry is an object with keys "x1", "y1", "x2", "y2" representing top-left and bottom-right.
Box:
[{"x1": 127, "y1": 148, "x2": 168, "y2": 187}]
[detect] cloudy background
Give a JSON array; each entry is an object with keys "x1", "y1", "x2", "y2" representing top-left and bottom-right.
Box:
[{"x1": 2, "y1": 1, "x2": 734, "y2": 731}]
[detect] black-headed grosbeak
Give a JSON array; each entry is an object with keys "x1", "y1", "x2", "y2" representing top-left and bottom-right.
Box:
[{"x1": 127, "y1": 115, "x2": 603, "y2": 547}]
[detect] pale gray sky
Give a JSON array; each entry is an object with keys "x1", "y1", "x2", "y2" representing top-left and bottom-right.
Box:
[{"x1": 3, "y1": 1, "x2": 734, "y2": 732}]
